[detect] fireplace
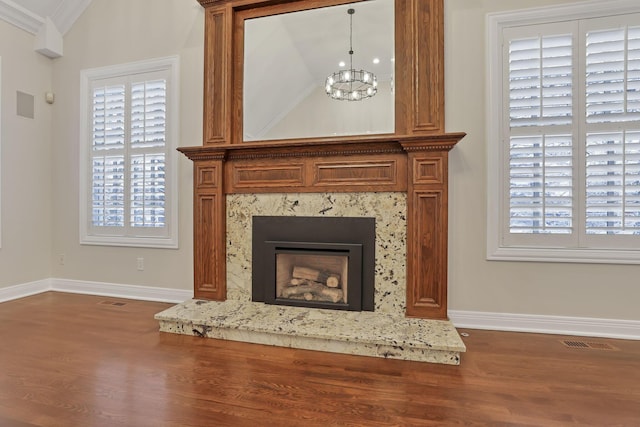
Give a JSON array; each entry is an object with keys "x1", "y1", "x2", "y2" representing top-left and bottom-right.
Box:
[
  {"x1": 157, "y1": 0, "x2": 468, "y2": 366},
  {"x1": 252, "y1": 216, "x2": 375, "y2": 311}
]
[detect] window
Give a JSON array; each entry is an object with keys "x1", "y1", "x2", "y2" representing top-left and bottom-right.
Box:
[
  {"x1": 487, "y1": 1, "x2": 640, "y2": 263},
  {"x1": 80, "y1": 56, "x2": 179, "y2": 248}
]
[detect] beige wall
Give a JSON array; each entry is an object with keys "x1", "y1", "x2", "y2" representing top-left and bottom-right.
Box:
[
  {"x1": 445, "y1": 0, "x2": 639, "y2": 321},
  {"x1": 0, "y1": 20, "x2": 53, "y2": 288},
  {"x1": 49, "y1": 0, "x2": 203, "y2": 290},
  {"x1": 2, "y1": 0, "x2": 638, "y2": 321}
]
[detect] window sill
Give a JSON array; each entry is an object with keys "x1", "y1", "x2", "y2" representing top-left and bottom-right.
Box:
[
  {"x1": 80, "y1": 235, "x2": 178, "y2": 249},
  {"x1": 488, "y1": 245, "x2": 640, "y2": 265}
]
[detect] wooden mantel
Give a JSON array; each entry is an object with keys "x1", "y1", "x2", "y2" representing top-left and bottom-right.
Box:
[{"x1": 184, "y1": 0, "x2": 466, "y2": 319}]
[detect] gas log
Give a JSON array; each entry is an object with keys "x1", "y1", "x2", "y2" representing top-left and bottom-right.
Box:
[
  {"x1": 292, "y1": 266, "x2": 329, "y2": 282},
  {"x1": 280, "y1": 281, "x2": 344, "y2": 303},
  {"x1": 326, "y1": 275, "x2": 340, "y2": 288},
  {"x1": 292, "y1": 266, "x2": 341, "y2": 288}
]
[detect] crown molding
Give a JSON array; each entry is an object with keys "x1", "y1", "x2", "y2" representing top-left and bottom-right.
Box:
[
  {"x1": 0, "y1": 0, "x2": 92, "y2": 37},
  {"x1": 0, "y1": 0, "x2": 44, "y2": 35}
]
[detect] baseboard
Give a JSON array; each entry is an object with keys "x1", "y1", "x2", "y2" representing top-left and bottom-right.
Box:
[
  {"x1": 0, "y1": 279, "x2": 52, "y2": 303},
  {"x1": 0, "y1": 278, "x2": 192, "y2": 304},
  {"x1": 449, "y1": 310, "x2": 640, "y2": 341},
  {"x1": 51, "y1": 278, "x2": 192, "y2": 303}
]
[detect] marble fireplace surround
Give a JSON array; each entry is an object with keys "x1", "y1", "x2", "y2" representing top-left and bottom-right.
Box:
[{"x1": 227, "y1": 193, "x2": 406, "y2": 315}]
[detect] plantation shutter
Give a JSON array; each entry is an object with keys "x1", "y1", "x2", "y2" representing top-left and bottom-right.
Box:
[
  {"x1": 505, "y1": 24, "x2": 575, "y2": 244},
  {"x1": 89, "y1": 70, "x2": 169, "y2": 238},
  {"x1": 130, "y1": 79, "x2": 167, "y2": 228},
  {"x1": 91, "y1": 83, "x2": 126, "y2": 227},
  {"x1": 584, "y1": 24, "x2": 640, "y2": 237}
]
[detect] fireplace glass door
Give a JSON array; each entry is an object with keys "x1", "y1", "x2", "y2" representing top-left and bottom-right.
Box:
[
  {"x1": 266, "y1": 242, "x2": 362, "y2": 310},
  {"x1": 276, "y1": 250, "x2": 352, "y2": 307}
]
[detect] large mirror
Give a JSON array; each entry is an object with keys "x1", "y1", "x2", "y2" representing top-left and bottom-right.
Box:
[{"x1": 243, "y1": 0, "x2": 395, "y2": 142}]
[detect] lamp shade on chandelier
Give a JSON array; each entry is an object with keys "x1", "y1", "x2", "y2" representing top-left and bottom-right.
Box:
[{"x1": 325, "y1": 8, "x2": 378, "y2": 101}]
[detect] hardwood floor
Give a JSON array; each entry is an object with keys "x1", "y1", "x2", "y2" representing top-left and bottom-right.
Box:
[{"x1": 0, "y1": 292, "x2": 638, "y2": 426}]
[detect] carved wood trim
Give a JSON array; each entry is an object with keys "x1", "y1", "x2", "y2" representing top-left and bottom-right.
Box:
[
  {"x1": 198, "y1": 0, "x2": 221, "y2": 6},
  {"x1": 405, "y1": 151, "x2": 449, "y2": 319},
  {"x1": 197, "y1": 165, "x2": 221, "y2": 188},
  {"x1": 394, "y1": 0, "x2": 444, "y2": 135},
  {"x1": 413, "y1": 157, "x2": 444, "y2": 185},
  {"x1": 222, "y1": 153, "x2": 408, "y2": 194},
  {"x1": 411, "y1": 0, "x2": 444, "y2": 133},
  {"x1": 203, "y1": 6, "x2": 231, "y2": 145},
  {"x1": 227, "y1": 161, "x2": 306, "y2": 191},
  {"x1": 406, "y1": 190, "x2": 447, "y2": 318},
  {"x1": 178, "y1": 133, "x2": 465, "y2": 161},
  {"x1": 399, "y1": 133, "x2": 464, "y2": 152},
  {"x1": 193, "y1": 161, "x2": 226, "y2": 300},
  {"x1": 313, "y1": 159, "x2": 402, "y2": 187}
]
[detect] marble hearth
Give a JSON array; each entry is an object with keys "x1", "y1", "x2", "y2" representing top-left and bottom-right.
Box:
[
  {"x1": 156, "y1": 300, "x2": 464, "y2": 364},
  {"x1": 155, "y1": 192, "x2": 466, "y2": 365}
]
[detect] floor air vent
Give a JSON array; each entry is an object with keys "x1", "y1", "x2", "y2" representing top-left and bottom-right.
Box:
[
  {"x1": 98, "y1": 300, "x2": 127, "y2": 307},
  {"x1": 561, "y1": 340, "x2": 618, "y2": 351}
]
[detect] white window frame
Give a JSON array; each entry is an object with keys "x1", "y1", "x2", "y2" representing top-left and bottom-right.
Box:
[
  {"x1": 79, "y1": 56, "x2": 179, "y2": 248},
  {"x1": 487, "y1": 0, "x2": 640, "y2": 264}
]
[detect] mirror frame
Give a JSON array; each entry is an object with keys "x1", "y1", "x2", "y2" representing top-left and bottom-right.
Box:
[{"x1": 197, "y1": 0, "x2": 444, "y2": 146}]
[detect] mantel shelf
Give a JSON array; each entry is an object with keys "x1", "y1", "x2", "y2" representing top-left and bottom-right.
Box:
[{"x1": 178, "y1": 133, "x2": 466, "y2": 162}]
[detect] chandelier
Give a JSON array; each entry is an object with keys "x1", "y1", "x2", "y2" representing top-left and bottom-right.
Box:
[{"x1": 325, "y1": 8, "x2": 378, "y2": 101}]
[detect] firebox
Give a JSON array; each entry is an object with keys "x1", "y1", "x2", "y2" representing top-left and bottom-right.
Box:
[{"x1": 252, "y1": 216, "x2": 375, "y2": 311}]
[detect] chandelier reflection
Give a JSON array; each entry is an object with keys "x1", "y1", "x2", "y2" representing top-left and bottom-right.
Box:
[{"x1": 325, "y1": 8, "x2": 377, "y2": 101}]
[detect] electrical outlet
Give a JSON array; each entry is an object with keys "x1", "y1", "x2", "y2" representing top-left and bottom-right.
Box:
[
  {"x1": 58, "y1": 253, "x2": 65, "y2": 265},
  {"x1": 136, "y1": 257, "x2": 144, "y2": 271}
]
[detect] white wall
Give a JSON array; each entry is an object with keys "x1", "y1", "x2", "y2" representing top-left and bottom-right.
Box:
[
  {"x1": 0, "y1": 20, "x2": 53, "y2": 288},
  {"x1": 49, "y1": 0, "x2": 203, "y2": 290},
  {"x1": 445, "y1": 0, "x2": 640, "y2": 321}
]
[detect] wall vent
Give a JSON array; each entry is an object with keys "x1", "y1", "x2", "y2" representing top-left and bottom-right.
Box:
[{"x1": 16, "y1": 91, "x2": 35, "y2": 119}]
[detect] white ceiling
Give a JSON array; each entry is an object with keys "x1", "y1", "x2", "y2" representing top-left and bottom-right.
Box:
[{"x1": 0, "y1": 0, "x2": 93, "y2": 35}]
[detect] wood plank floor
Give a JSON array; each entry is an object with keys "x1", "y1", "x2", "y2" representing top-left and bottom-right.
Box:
[{"x1": 0, "y1": 292, "x2": 638, "y2": 426}]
